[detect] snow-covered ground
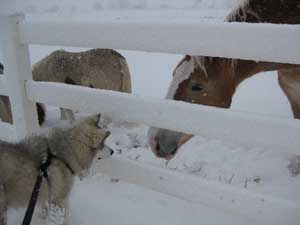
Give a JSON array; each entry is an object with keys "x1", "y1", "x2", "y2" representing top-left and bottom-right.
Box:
[{"x1": 1, "y1": 0, "x2": 300, "y2": 224}]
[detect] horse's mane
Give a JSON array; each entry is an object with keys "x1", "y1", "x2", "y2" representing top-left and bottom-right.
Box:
[
  {"x1": 175, "y1": 0, "x2": 300, "y2": 84},
  {"x1": 193, "y1": 0, "x2": 254, "y2": 79},
  {"x1": 226, "y1": 0, "x2": 300, "y2": 24},
  {"x1": 192, "y1": 55, "x2": 238, "y2": 79},
  {"x1": 225, "y1": 0, "x2": 260, "y2": 22}
]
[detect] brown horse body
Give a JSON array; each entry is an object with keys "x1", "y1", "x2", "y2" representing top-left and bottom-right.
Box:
[{"x1": 148, "y1": 0, "x2": 300, "y2": 159}]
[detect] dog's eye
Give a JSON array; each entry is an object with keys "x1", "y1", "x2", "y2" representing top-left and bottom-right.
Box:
[
  {"x1": 89, "y1": 145, "x2": 98, "y2": 151},
  {"x1": 191, "y1": 83, "x2": 203, "y2": 92}
]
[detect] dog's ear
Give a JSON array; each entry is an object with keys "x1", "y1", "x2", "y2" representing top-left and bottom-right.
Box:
[
  {"x1": 96, "y1": 114, "x2": 102, "y2": 128},
  {"x1": 85, "y1": 114, "x2": 101, "y2": 127}
]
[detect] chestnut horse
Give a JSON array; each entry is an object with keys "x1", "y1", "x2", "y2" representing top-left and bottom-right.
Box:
[{"x1": 148, "y1": 0, "x2": 300, "y2": 159}]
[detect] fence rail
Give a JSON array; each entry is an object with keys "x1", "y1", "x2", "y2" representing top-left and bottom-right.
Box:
[
  {"x1": 0, "y1": 15, "x2": 39, "y2": 140},
  {"x1": 0, "y1": 77, "x2": 8, "y2": 95},
  {"x1": 27, "y1": 80, "x2": 300, "y2": 155},
  {"x1": 0, "y1": 122, "x2": 15, "y2": 142},
  {"x1": 19, "y1": 20, "x2": 300, "y2": 64},
  {"x1": 97, "y1": 156, "x2": 300, "y2": 225}
]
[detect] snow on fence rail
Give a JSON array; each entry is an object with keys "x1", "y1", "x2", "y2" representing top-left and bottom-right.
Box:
[
  {"x1": 0, "y1": 122, "x2": 16, "y2": 141},
  {"x1": 1, "y1": 14, "x2": 300, "y2": 225},
  {"x1": 19, "y1": 19, "x2": 300, "y2": 64},
  {"x1": 97, "y1": 156, "x2": 300, "y2": 225},
  {"x1": 0, "y1": 76, "x2": 8, "y2": 95},
  {"x1": 27, "y1": 81, "x2": 300, "y2": 155}
]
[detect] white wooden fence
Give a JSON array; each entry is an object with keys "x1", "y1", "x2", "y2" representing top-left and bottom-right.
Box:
[{"x1": 1, "y1": 14, "x2": 300, "y2": 225}]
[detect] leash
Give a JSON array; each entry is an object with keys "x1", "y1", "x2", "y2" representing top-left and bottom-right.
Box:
[
  {"x1": 21, "y1": 147, "x2": 52, "y2": 225},
  {"x1": 21, "y1": 147, "x2": 75, "y2": 225},
  {"x1": 21, "y1": 129, "x2": 110, "y2": 225}
]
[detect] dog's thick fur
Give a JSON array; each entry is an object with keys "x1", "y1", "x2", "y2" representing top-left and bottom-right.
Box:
[
  {"x1": 0, "y1": 116, "x2": 110, "y2": 225},
  {"x1": 0, "y1": 48, "x2": 131, "y2": 125}
]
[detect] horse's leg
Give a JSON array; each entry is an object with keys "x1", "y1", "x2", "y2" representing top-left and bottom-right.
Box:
[
  {"x1": 0, "y1": 185, "x2": 7, "y2": 225},
  {"x1": 278, "y1": 69, "x2": 300, "y2": 176},
  {"x1": 0, "y1": 96, "x2": 12, "y2": 124},
  {"x1": 0, "y1": 96, "x2": 46, "y2": 125},
  {"x1": 278, "y1": 69, "x2": 300, "y2": 119},
  {"x1": 36, "y1": 103, "x2": 46, "y2": 125}
]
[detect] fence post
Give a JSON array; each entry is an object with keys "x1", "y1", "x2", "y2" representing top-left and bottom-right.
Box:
[{"x1": 0, "y1": 14, "x2": 39, "y2": 140}]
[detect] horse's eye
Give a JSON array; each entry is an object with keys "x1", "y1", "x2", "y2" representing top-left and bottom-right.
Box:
[{"x1": 191, "y1": 84, "x2": 203, "y2": 91}]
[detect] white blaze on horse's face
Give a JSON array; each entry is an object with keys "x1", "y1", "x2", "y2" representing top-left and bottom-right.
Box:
[{"x1": 166, "y1": 56, "x2": 199, "y2": 99}]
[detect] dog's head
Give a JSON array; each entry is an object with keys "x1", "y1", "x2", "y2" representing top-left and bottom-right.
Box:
[{"x1": 69, "y1": 115, "x2": 113, "y2": 174}]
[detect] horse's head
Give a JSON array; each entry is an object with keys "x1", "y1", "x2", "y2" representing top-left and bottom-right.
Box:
[
  {"x1": 148, "y1": 55, "x2": 236, "y2": 159},
  {"x1": 149, "y1": 0, "x2": 300, "y2": 160}
]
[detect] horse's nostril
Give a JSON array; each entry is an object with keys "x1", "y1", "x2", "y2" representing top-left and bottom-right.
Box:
[
  {"x1": 156, "y1": 142, "x2": 160, "y2": 151},
  {"x1": 170, "y1": 147, "x2": 178, "y2": 156},
  {"x1": 155, "y1": 143, "x2": 166, "y2": 158},
  {"x1": 156, "y1": 150, "x2": 165, "y2": 158}
]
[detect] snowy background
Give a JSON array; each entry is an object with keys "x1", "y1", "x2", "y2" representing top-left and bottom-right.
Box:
[
  {"x1": 1, "y1": 0, "x2": 300, "y2": 224},
  {"x1": 3, "y1": 0, "x2": 239, "y2": 14}
]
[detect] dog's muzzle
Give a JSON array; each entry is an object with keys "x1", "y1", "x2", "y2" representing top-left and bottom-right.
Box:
[
  {"x1": 98, "y1": 145, "x2": 114, "y2": 159},
  {"x1": 98, "y1": 131, "x2": 114, "y2": 159}
]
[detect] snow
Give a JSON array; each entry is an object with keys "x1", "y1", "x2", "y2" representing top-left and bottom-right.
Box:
[
  {"x1": 27, "y1": 80, "x2": 300, "y2": 156},
  {"x1": 20, "y1": 19, "x2": 300, "y2": 64},
  {"x1": 11, "y1": 0, "x2": 238, "y2": 15},
  {"x1": 46, "y1": 203, "x2": 66, "y2": 225},
  {"x1": 1, "y1": 0, "x2": 300, "y2": 224}
]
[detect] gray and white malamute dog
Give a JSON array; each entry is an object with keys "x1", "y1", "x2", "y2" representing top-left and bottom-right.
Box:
[{"x1": 0, "y1": 115, "x2": 112, "y2": 225}]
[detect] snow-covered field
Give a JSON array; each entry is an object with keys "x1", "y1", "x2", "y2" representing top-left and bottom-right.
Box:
[{"x1": 1, "y1": 0, "x2": 300, "y2": 224}]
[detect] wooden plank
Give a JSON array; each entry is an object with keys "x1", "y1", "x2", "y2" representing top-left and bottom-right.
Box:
[
  {"x1": 26, "y1": 81, "x2": 300, "y2": 155},
  {"x1": 0, "y1": 121, "x2": 16, "y2": 142},
  {"x1": 19, "y1": 19, "x2": 300, "y2": 64},
  {"x1": 0, "y1": 15, "x2": 39, "y2": 140},
  {"x1": 0, "y1": 76, "x2": 8, "y2": 96},
  {"x1": 97, "y1": 156, "x2": 300, "y2": 225}
]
